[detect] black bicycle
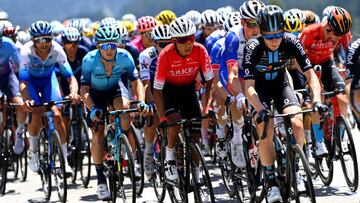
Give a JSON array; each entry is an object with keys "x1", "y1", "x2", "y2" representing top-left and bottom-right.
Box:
[
  {"x1": 66, "y1": 103, "x2": 91, "y2": 187},
  {"x1": 254, "y1": 108, "x2": 316, "y2": 203},
  {"x1": 0, "y1": 95, "x2": 27, "y2": 195},
  {"x1": 312, "y1": 91, "x2": 358, "y2": 192},
  {"x1": 156, "y1": 113, "x2": 216, "y2": 203},
  {"x1": 32, "y1": 100, "x2": 70, "y2": 203}
]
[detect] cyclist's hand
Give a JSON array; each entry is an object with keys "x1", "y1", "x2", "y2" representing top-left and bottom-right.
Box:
[
  {"x1": 256, "y1": 109, "x2": 269, "y2": 124},
  {"x1": 23, "y1": 100, "x2": 34, "y2": 112},
  {"x1": 313, "y1": 102, "x2": 328, "y2": 114},
  {"x1": 68, "y1": 93, "x2": 81, "y2": 104},
  {"x1": 137, "y1": 101, "x2": 150, "y2": 116},
  {"x1": 90, "y1": 107, "x2": 103, "y2": 122},
  {"x1": 235, "y1": 93, "x2": 246, "y2": 110}
]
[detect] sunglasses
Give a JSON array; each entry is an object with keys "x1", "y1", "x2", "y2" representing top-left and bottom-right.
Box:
[
  {"x1": 34, "y1": 36, "x2": 52, "y2": 44},
  {"x1": 141, "y1": 32, "x2": 152, "y2": 38},
  {"x1": 118, "y1": 38, "x2": 128, "y2": 45},
  {"x1": 263, "y1": 32, "x2": 284, "y2": 40},
  {"x1": 176, "y1": 35, "x2": 195, "y2": 44},
  {"x1": 99, "y1": 43, "x2": 117, "y2": 51},
  {"x1": 156, "y1": 41, "x2": 172, "y2": 48},
  {"x1": 245, "y1": 21, "x2": 259, "y2": 29}
]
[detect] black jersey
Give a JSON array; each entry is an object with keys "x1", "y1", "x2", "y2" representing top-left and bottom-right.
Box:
[{"x1": 346, "y1": 38, "x2": 360, "y2": 80}]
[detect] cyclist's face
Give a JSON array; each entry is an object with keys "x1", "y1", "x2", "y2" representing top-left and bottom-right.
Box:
[
  {"x1": 262, "y1": 30, "x2": 284, "y2": 51},
  {"x1": 63, "y1": 42, "x2": 79, "y2": 55},
  {"x1": 33, "y1": 36, "x2": 52, "y2": 53},
  {"x1": 203, "y1": 24, "x2": 219, "y2": 38},
  {"x1": 98, "y1": 41, "x2": 117, "y2": 60},
  {"x1": 140, "y1": 31, "x2": 154, "y2": 48},
  {"x1": 242, "y1": 19, "x2": 260, "y2": 39},
  {"x1": 324, "y1": 24, "x2": 342, "y2": 43},
  {"x1": 174, "y1": 35, "x2": 195, "y2": 57},
  {"x1": 154, "y1": 40, "x2": 173, "y2": 52}
]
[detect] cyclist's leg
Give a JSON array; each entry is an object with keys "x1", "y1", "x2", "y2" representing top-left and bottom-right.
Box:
[
  {"x1": 329, "y1": 60, "x2": 349, "y2": 118},
  {"x1": 213, "y1": 82, "x2": 228, "y2": 158}
]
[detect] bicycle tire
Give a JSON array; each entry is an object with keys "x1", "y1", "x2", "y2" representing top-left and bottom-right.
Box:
[
  {"x1": 152, "y1": 132, "x2": 166, "y2": 202},
  {"x1": 52, "y1": 130, "x2": 67, "y2": 203},
  {"x1": 190, "y1": 142, "x2": 215, "y2": 203},
  {"x1": 336, "y1": 116, "x2": 359, "y2": 192},
  {"x1": 69, "y1": 124, "x2": 78, "y2": 184},
  {"x1": 19, "y1": 131, "x2": 28, "y2": 182},
  {"x1": 39, "y1": 128, "x2": 52, "y2": 200},
  {"x1": 130, "y1": 125, "x2": 144, "y2": 197},
  {"x1": 291, "y1": 144, "x2": 316, "y2": 203},
  {"x1": 79, "y1": 119, "x2": 91, "y2": 188},
  {"x1": 0, "y1": 129, "x2": 9, "y2": 195},
  {"x1": 315, "y1": 130, "x2": 334, "y2": 186},
  {"x1": 219, "y1": 138, "x2": 237, "y2": 198},
  {"x1": 115, "y1": 135, "x2": 136, "y2": 203}
]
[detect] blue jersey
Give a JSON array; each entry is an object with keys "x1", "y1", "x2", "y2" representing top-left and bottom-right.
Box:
[
  {"x1": 19, "y1": 40, "x2": 73, "y2": 81},
  {"x1": 0, "y1": 36, "x2": 20, "y2": 75},
  {"x1": 81, "y1": 48, "x2": 139, "y2": 91},
  {"x1": 224, "y1": 25, "x2": 248, "y2": 74},
  {"x1": 205, "y1": 29, "x2": 226, "y2": 54}
]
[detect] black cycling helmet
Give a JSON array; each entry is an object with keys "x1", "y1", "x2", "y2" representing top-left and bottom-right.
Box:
[{"x1": 257, "y1": 5, "x2": 285, "y2": 32}]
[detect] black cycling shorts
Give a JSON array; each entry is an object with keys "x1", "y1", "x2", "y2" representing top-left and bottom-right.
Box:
[
  {"x1": 319, "y1": 60, "x2": 345, "y2": 92},
  {"x1": 163, "y1": 82, "x2": 201, "y2": 120}
]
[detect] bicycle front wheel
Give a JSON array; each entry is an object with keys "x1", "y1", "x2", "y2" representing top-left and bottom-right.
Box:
[
  {"x1": 52, "y1": 130, "x2": 67, "y2": 203},
  {"x1": 130, "y1": 125, "x2": 144, "y2": 197},
  {"x1": 79, "y1": 119, "x2": 91, "y2": 188},
  {"x1": 39, "y1": 128, "x2": 51, "y2": 200},
  {"x1": 0, "y1": 129, "x2": 9, "y2": 195},
  {"x1": 291, "y1": 144, "x2": 316, "y2": 203},
  {"x1": 19, "y1": 130, "x2": 28, "y2": 182},
  {"x1": 337, "y1": 116, "x2": 359, "y2": 192},
  {"x1": 190, "y1": 142, "x2": 215, "y2": 203}
]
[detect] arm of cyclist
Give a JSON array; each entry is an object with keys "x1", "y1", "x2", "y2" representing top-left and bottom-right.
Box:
[
  {"x1": 18, "y1": 50, "x2": 33, "y2": 112},
  {"x1": 153, "y1": 49, "x2": 168, "y2": 124}
]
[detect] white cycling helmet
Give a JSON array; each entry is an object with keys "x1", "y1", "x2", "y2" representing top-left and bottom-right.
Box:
[
  {"x1": 239, "y1": 0, "x2": 265, "y2": 19},
  {"x1": 116, "y1": 23, "x2": 129, "y2": 39},
  {"x1": 122, "y1": 13, "x2": 137, "y2": 23},
  {"x1": 201, "y1": 9, "x2": 219, "y2": 26},
  {"x1": 322, "y1": 5, "x2": 335, "y2": 22},
  {"x1": 185, "y1": 10, "x2": 202, "y2": 25},
  {"x1": 101, "y1": 17, "x2": 117, "y2": 27},
  {"x1": 169, "y1": 17, "x2": 196, "y2": 38},
  {"x1": 223, "y1": 12, "x2": 241, "y2": 32},
  {"x1": 288, "y1": 8, "x2": 306, "y2": 23},
  {"x1": 0, "y1": 11, "x2": 8, "y2": 20},
  {"x1": 62, "y1": 27, "x2": 81, "y2": 43},
  {"x1": 151, "y1": 24, "x2": 171, "y2": 41}
]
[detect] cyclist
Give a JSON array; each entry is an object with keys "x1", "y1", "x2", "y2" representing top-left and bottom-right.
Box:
[
  {"x1": 80, "y1": 25, "x2": 147, "y2": 200},
  {"x1": 117, "y1": 24, "x2": 140, "y2": 68},
  {"x1": 0, "y1": 24, "x2": 27, "y2": 155},
  {"x1": 131, "y1": 16, "x2": 156, "y2": 53},
  {"x1": 243, "y1": 5, "x2": 324, "y2": 202},
  {"x1": 153, "y1": 17, "x2": 214, "y2": 181},
  {"x1": 139, "y1": 24, "x2": 172, "y2": 179},
  {"x1": 19, "y1": 20, "x2": 80, "y2": 175},
  {"x1": 195, "y1": 9, "x2": 220, "y2": 45},
  {"x1": 218, "y1": 0, "x2": 264, "y2": 168},
  {"x1": 299, "y1": 6, "x2": 352, "y2": 156}
]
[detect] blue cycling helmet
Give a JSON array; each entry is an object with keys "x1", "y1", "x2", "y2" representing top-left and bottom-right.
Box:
[
  {"x1": 95, "y1": 25, "x2": 120, "y2": 43},
  {"x1": 62, "y1": 27, "x2": 82, "y2": 43},
  {"x1": 29, "y1": 20, "x2": 52, "y2": 38}
]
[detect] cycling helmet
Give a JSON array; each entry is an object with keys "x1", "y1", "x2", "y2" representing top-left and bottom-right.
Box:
[
  {"x1": 121, "y1": 20, "x2": 136, "y2": 33},
  {"x1": 284, "y1": 11, "x2": 301, "y2": 32},
  {"x1": 223, "y1": 12, "x2": 241, "y2": 32},
  {"x1": 137, "y1": 16, "x2": 156, "y2": 33},
  {"x1": 257, "y1": 5, "x2": 285, "y2": 32},
  {"x1": 116, "y1": 24, "x2": 129, "y2": 39},
  {"x1": 3, "y1": 25, "x2": 20, "y2": 38},
  {"x1": 156, "y1": 10, "x2": 176, "y2": 25},
  {"x1": 322, "y1": 6, "x2": 335, "y2": 19},
  {"x1": 122, "y1": 13, "x2": 137, "y2": 23},
  {"x1": 51, "y1": 20, "x2": 65, "y2": 36},
  {"x1": 0, "y1": 24, "x2": 4, "y2": 37},
  {"x1": 17, "y1": 31, "x2": 31, "y2": 44},
  {"x1": 201, "y1": 9, "x2": 219, "y2": 26},
  {"x1": 303, "y1": 10, "x2": 320, "y2": 25},
  {"x1": 185, "y1": 10, "x2": 202, "y2": 25},
  {"x1": 288, "y1": 8, "x2": 305, "y2": 23},
  {"x1": 327, "y1": 7, "x2": 352, "y2": 35},
  {"x1": 95, "y1": 25, "x2": 120, "y2": 43},
  {"x1": 169, "y1": 17, "x2": 196, "y2": 38},
  {"x1": 62, "y1": 27, "x2": 81, "y2": 43},
  {"x1": 151, "y1": 24, "x2": 171, "y2": 41},
  {"x1": 29, "y1": 20, "x2": 53, "y2": 38},
  {"x1": 239, "y1": 0, "x2": 265, "y2": 19},
  {"x1": 101, "y1": 17, "x2": 117, "y2": 27},
  {"x1": 218, "y1": 13, "x2": 230, "y2": 27},
  {"x1": 0, "y1": 11, "x2": 8, "y2": 20}
]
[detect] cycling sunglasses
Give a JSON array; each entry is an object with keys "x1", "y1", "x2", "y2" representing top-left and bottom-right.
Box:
[
  {"x1": 176, "y1": 35, "x2": 195, "y2": 44},
  {"x1": 99, "y1": 43, "x2": 117, "y2": 51},
  {"x1": 156, "y1": 41, "x2": 172, "y2": 48},
  {"x1": 34, "y1": 36, "x2": 52, "y2": 44},
  {"x1": 245, "y1": 21, "x2": 259, "y2": 29},
  {"x1": 263, "y1": 32, "x2": 284, "y2": 40}
]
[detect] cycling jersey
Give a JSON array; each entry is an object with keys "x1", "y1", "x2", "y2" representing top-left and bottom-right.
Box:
[
  {"x1": 210, "y1": 38, "x2": 225, "y2": 71},
  {"x1": 139, "y1": 46, "x2": 158, "y2": 86},
  {"x1": 224, "y1": 25, "x2": 248, "y2": 76},
  {"x1": 243, "y1": 34, "x2": 312, "y2": 82},
  {"x1": 0, "y1": 36, "x2": 20, "y2": 75},
  {"x1": 346, "y1": 37, "x2": 360, "y2": 80},
  {"x1": 130, "y1": 35, "x2": 145, "y2": 53},
  {"x1": 125, "y1": 43, "x2": 140, "y2": 68},
  {"x1": 205, "y1": 29, "x2": 226, "y2": 54},
  {"x1": 81, "y1": 48, "x2": 139, "y2": 91},
  {"x1": 153, "y1": 42, "x2": 214, "y2": 90},
  {"x1": 299, "y1": 23, "x2": 352, "y2": 65}
]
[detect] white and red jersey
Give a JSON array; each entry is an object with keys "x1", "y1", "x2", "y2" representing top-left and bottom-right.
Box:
[{"x1": 153, "y1": 42, "x2": 214, "y2": 90}]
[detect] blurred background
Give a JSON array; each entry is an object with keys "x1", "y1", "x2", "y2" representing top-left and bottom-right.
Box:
[{"x1": 0, "y1": 0, "x2": 359, "y2": 34}]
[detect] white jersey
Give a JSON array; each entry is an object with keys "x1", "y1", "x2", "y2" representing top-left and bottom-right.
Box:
[
  {"x1": 223, "y1": 25, "x2": 248, "y2": 71},
  {"x1": 139, "y1": 46, "x2": 158, "y2": 82}
]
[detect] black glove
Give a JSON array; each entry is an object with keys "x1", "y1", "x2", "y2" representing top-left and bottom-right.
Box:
[
  {"x1": 256, "y1": 109, "x2": 269, "y2": 124},
  {"x1": 313, "y1": 102, "x2": 328, "y2": 113}
]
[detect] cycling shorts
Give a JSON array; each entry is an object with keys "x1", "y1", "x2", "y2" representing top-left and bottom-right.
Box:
[
  {"x1": 90, "y1": 81, "x2": 129, "y2": 111},
  {"x1": 27, "y1": 71, "x2": 62, "y2": 105},
  {"x1": 0, "y1": 70, "x2": 21, "y2": 98},
  {"x1": 319, "y1": 60, "x2": 345, "y2": 92}
]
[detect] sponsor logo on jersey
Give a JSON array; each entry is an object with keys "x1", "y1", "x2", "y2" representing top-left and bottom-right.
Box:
[{"x1": 255, "y1": 65, "x2": 272, "y2": 72}]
